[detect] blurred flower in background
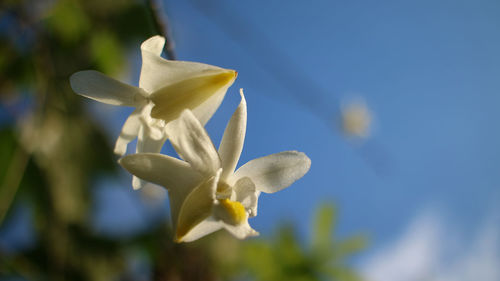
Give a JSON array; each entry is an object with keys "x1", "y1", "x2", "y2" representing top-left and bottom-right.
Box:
[{"x1": 340, "y1": 98, "x2": 372, "y2": 139}]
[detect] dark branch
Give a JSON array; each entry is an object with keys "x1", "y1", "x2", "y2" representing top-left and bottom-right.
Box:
[{"x1": 146, "y1": 0, "x2": 176, "y2": 60}]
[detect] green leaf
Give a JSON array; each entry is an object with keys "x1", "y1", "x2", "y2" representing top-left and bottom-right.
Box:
[
  {"x1": 0, "y1": 129, "x2": 17, "y2": 184},
  {"x1": 90, "y1": 32, "x2": 124, "y2": 74},
  {"x1": 337, "y1": 235, "x2": 368, "y2": 258},
  {"x1": 44, "y1": 0, "x2": 90, "y2": 43},
  {"x1": 312, "y1": 203, "x2": 337, "y2": 250}
]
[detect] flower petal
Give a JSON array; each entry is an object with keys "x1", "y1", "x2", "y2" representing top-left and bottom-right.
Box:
[
  {"x1": 190, "y1": 80, "x2": 233, "y2": 126},
  {"x1": 218, "y1": 89, "x2": 247, "y2": 180},
  {"x1": 70, "y1": 70, "x2": 146, "y2": 106},
  {"x1": 139, "y1": 35, "x2": 232, "y2": 93},
  {"x1": 178, "y1": 217, "x2": 224, "y2": 243},
  {"x1": 119, "y1": 153, "x2": 203, "y2": 229},
  {"x1": 149, "y1": 70, "x2": 236, "y2": 124},
  {"x1": 131, "y1": 124, "x2": 169, "y2": 190},
  {"x1": 223, "y1": 220, "x2": 259, "y2": 240},
  {"x1": 165, "y1": 110, "x2": 221, "y2": 176},
  {"x1": 136, "y1": 118, "x2": 167, "y2": 154},
  {"x1": 114, "y1": 107, "x2": 142, "y2": 156},
  {"x1": 133, "y1": 179, "x2": 162, "y2": 193},
  {"x1": 139, "y1": 36, "x2": 165, "y2": 93},
  {"x1": 118, "y1": 153, "x2": 202, "y2": 192},
  {"x1": 233, "y1": 177, "x2": 259, "y2": 217},
  {"x1": 231, "y1": 151, "x2": 311, "y2": 193},
  {"x1": 175, "y1": 169, "x2": 221, "y2": 242},
  {"x1": 141, "y1": 35, "x2": 165, "y2": 56},
  {"x1": 132, "y1": 177, "x2": 146, "y2": 191}
]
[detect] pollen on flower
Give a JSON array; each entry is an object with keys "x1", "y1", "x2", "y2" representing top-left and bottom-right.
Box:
[{"x1": 219, "y1": 199, "x2": 246, "y2": 225}]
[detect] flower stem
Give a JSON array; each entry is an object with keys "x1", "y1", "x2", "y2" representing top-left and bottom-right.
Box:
[
  {"x1": 0, "y1": 146, "x2": 29, "y2": 224},
  {"x1": 146, "y1": 0, "x2": 176, "y2": 60}
]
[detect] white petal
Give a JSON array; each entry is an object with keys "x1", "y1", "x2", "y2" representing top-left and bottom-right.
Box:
[
  {"x1": 139, "y1": 42, "x2": 231, "y2": 93},
  {"x1": 119, "y1": 153, "x2": 204, "y2": 229},
  {"x1": 131, "y1": 124, "x2": 168, "y2": 190},
  {"x1": 149, "y1": 70, "x2": 236, "y2": 124},
  {"x1": 218, "y1": 89, "x2": 247, "y2": 180},
  {"x1": 233, "y1": 177, "x2": 260, "y2": 217},
  {"x1": 132, "y1": 176, "x2": 165, "y2": 191},
  {"x1": 141, "y1": 35, "x2": 165, "y2": 56},
  {"x1": 132, "y1": 177, "x2": 145, "y2": 190},
  {"x1": 223, "y1": 220, "x2": 259, "y2": 240},
  {"x1": 175, "y1": 169, "x2": 221, "y2": 242},
  {"x1": 114, "y1": 107, "x2": 142, "y2": 156},
  {"x1": 165, "y1": 110, "x2": 221, "y2": 176},
  {"x1": 140, "y1": 182, "x2": 167, "y2": 202},
  {"x1": 178, "y1": 217, "x2": 224, "y2": 243},
  {"x1": 70, "y1": 70, "x2": 146, "y2": 106},
  {"x1": 231, "y1": 151, "x2": 311, "y2": 193},
  {"x1": 136, "y1": 119, "x2": 167, "y2": 154},
  {"x1": 118, "y1": 153, "x2": 202, "y2": 191},
  {"x1": 139, "y1": 36, "x2": 164, "y2": 93},
  {"x1": 191, "y1": 80, "x2": 233, "y2": 126}
]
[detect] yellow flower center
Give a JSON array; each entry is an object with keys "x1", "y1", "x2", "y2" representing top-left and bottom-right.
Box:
[{"x1": 218, "y1": 199, "x2": 246, "y2": 225}]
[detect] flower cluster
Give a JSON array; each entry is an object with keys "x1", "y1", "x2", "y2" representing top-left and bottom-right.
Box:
[{"x1": 70, "y1": 35, "x2": 311, "y2": 242}]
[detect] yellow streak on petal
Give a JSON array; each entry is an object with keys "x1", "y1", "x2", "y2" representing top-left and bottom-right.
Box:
[
  {"x1": 150, "y1": 70, "x2": 237, "y2": 123},
  {"x1": 175, "y1": 210, "x2": 210, "y2": 243},
  {"x1": 219, "y1": 199, "x2": 246, "y2": 225},
  {"x1": 174, "y1": 177, "x2": 217, "y2": 243}
]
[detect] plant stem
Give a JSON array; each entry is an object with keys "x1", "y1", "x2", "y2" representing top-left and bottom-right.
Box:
[{"x1": 146, "y1": 0, "x2": 176, "y2": 60}]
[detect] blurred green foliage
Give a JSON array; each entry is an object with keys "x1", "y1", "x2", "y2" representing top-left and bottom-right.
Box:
[
  {"x1": 240, "y1": 205, "x2": 366, "y2": 281},
  {"x1": 0, "y1": 0, "x2": 157, "y2": 279},
  {"x1": 0, "y1": 1, "x2": 368, "y2": 280}
]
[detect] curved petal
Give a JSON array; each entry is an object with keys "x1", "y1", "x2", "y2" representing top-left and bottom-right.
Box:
[
  {"x1": 165, "y1": 110, "x2": 221, "y2": 176},
  {"x1": 233, "y1": 177, "x2": 259, "y2": 217},
  {"x1": 141, "y1": 35, "x2": 165, "y2": 56},
  {"x1": 118, "y1": 153, "x2": 202, "y2": 191},
  {"x1": 140, "y1": 182, "x2": 167, "y2": 202},
  {"x1": 132, "y1": 177, "x2": 146, "y2": 191},
  {"x1": 218, "y1": 89, "x2": 247, "y2": 181},
  {"x1": 175, "y1": 169, "x2": 220, "y2": 242},
  {"x1": 133, "y1": 178, "x2": 166, "y2": 192},
  {"x1": 231, "y1": 151, "x2": 311, "y2": 193},
  {"x1": 178, "y1": 217, "x2": 223, "y2": 243},
  {"x1": 70, "y1": 70, "x2": 146, "y2": 106},
  {"x1": 114, "y1": 107, "x2": 142, "y2": 156},
  {"x1": 223, "y1": 221, "x2": 259, "y2": 240},
  {"x1": 139, "y1": 36, "x2": 164, "y2": 94},
  {"x1": 139, "y1": 48, "x2": 232, "y2": 93},
  {"x1": 149, "y1": 70, "x2": 236, "y2": 124},
  {"x1": 136, "y1": 118, "x2": 167, "y2": 154},
  {"x1": 191, "y1": 80, "x2": 233, "y2": 126}
]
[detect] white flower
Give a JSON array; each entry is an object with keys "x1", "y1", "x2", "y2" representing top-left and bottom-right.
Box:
[
  {"x1": 340, "y1": 98, "x2": 372, "y2": 138},
  {"x1": 70, "y1": 36, "x2": 237, "y2": 189},
  {"x1": 119, "y1": 90, "x2": 311, "y2": 242}
]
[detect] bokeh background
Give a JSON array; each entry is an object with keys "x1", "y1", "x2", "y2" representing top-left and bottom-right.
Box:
[{"x1": 1, "y1": 0, "x2": 500, "y2": 280}]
